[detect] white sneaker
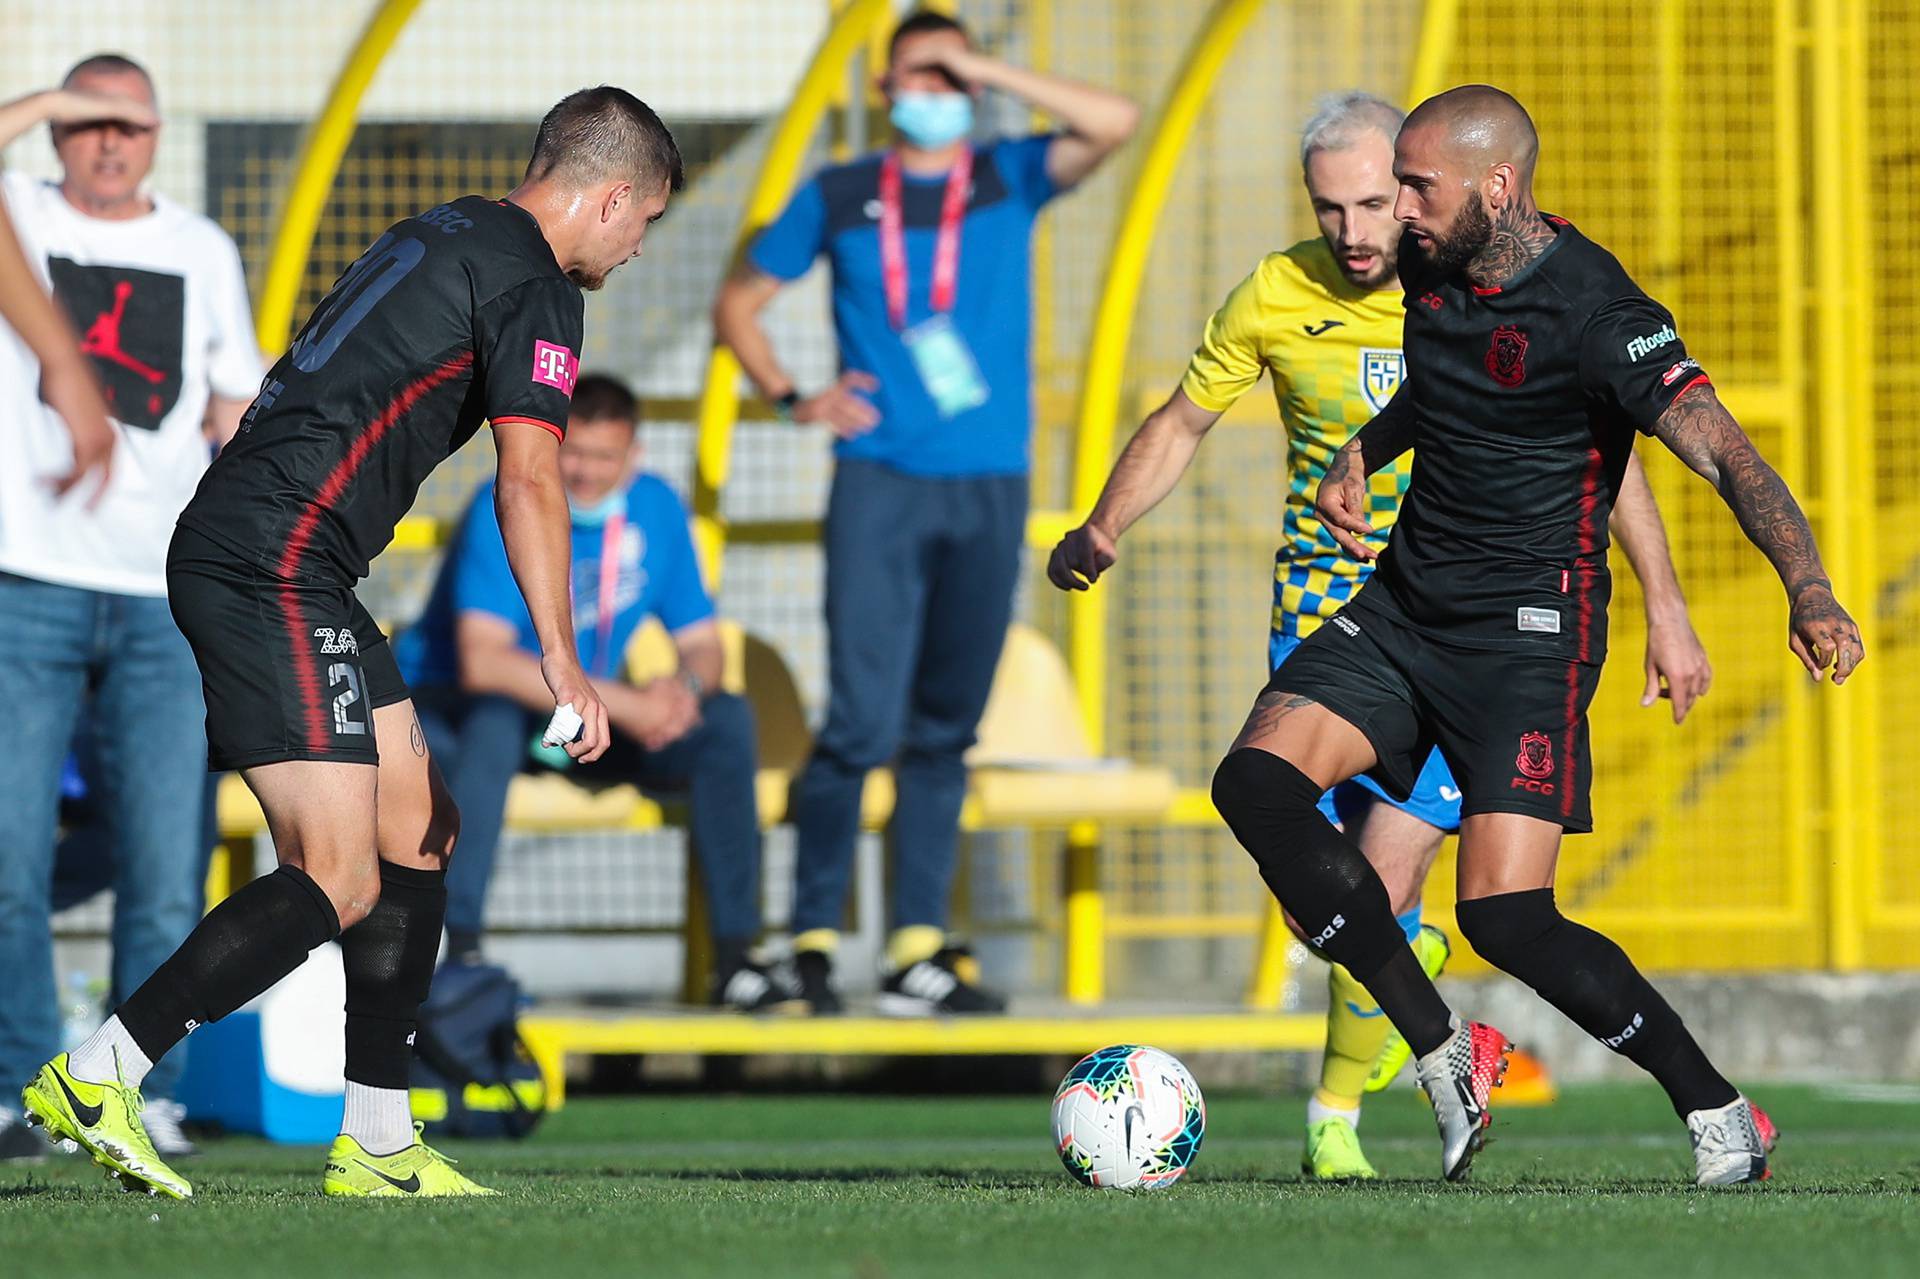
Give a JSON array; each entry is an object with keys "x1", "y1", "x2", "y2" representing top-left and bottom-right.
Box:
[
  {"x1": 1687, "y1": 1096, "x2": 1770, "y2": 1186},
  {"x1": 1412, "y1": 1018, "x2": 1512, "y2": 1181},
  {"x1": 142, "y1": 1098, "x2": 200, "y2": 1159}
]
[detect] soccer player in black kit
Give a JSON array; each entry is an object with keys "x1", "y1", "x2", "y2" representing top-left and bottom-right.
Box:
[
  {"x1": 1208, "y1": 86, "x2": 1864, "y2": 1185},
  {"x1": 19, "y1": 87, "x2": 682, "y2": 1199}
]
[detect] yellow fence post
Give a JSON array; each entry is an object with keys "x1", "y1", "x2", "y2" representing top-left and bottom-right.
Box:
[
  {"x1": 1772, "y1": 0, "x2": 1816, "y2": 944},
  {"x1": 1063, "y1": 821, "x2": 1104, "y2": 1004},
  {"x1": 254, "y1": 0, "x2": 425, "y2": 353},
  {"x1": 1811, "y1": 1, "x2": 1877, "y2": 972},
  {"x1": 692, "y1": 0, "x2": 895, "y2": 591},
  {"x1": 1406, "y1": 0, "x2": 1461, "y2": 104}
]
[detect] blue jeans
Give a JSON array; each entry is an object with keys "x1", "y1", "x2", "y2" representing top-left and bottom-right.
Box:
[
  {"x1": 0, "y1": 573, "x2": 208, "y2": 1101},
  {"x1": 789, "y1": 460, "x2": 1028, "y2": 936},
  {"x1": 415, "y1": 687, "x2": 765, "y2": 946}
]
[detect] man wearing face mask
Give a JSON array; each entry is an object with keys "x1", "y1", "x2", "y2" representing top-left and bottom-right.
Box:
[
  {"x1": 396, "y1": 373, "x2": 788, "y2": 1013},
  {"x1": 714, "y1": 9, "x2": 1137, "y2": 1016}
]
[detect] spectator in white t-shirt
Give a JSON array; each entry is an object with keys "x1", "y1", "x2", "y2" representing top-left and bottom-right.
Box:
[{"x1": 0, "y1": 54, "x2": 263, "y2": 1162}]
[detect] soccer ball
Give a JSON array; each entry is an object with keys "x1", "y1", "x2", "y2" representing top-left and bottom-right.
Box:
[{"x1": 1051, "y1": 1044, "x2": 1206, "y2": 1189}]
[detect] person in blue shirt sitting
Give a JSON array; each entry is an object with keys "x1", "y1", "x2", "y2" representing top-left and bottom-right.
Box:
[
  {"x1": 396, "y1": 373, "x2": 792, "y2": 1012},
  {"x1": 713, "y1": 8, "x2": 1137, "y2": 1017}
]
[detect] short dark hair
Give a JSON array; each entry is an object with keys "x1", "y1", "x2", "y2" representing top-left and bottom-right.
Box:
[
  {"x1": 889, "y1": 10, "x2": 970, "y2": 62},
  {"x1": 525, "y1": 86, "x2": 682, "y2": 196},
  {"x1": 568, "y1": 372, "x2": 639, "y2": 427},
  {"x1": 62, "y1": 52, "x2": 155, "y2": 101}
]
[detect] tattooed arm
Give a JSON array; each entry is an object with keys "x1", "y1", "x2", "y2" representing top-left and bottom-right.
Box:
[
  {"x1": 1649, "y1": 381, "x2": 1863, "y2": 683},
  {"x1": 1314, "y1": 385, "x2": 1420, "y2": 561}
]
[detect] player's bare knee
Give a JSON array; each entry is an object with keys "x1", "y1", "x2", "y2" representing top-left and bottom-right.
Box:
[{"x1": 306, "y1": 859, "x2": 382, "y2": 930}]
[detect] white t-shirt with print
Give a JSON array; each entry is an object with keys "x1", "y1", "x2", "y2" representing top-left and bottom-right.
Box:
[{"x1": 0, "y1": 171, "x2": 263, "y2": 596}]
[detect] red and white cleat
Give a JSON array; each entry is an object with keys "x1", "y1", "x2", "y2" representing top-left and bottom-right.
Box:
[
  {"x1": 1749, "y1": 1099, "x2": 1780, "y2": 1155},
  {"x1": 1688, "y1": 1095, "x2": 1773, "y2": 1185},
  {"x1": 1413, "y1": 1019, "x2": 1512, "y2": 1181}
]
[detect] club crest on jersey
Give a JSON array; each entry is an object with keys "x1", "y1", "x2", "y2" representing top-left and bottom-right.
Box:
[
  {"x1": 1516, "y1": 731, "x2": 1554, "y2": 779},
  {"x1": 532, "y1": 340, "x2": 578, "y2": 396},
  {"x1": 1485, "y1": 325, "x2": 1529, "y2": 387},
  {"x1": 1359, "y1": 349, "x2": 1404, "y2": 413}
]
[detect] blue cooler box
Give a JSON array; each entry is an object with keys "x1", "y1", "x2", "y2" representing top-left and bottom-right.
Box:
[{"x1": 175, "y1": 942, "x2": 345, "y2": 1144}]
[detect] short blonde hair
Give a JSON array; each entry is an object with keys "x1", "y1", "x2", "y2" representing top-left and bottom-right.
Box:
[{"x1": 1300, "y1": 91, "x2": 1404, "y2": 171}]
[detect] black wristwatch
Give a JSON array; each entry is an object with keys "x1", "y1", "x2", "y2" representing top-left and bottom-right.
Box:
[{"x1": 772, "y1": 389, "x2": 802, "y2": 422}]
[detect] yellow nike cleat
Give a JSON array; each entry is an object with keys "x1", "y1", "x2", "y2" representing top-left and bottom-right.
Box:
[
  {"x1": 1301, "y1": 1116, "x2": 1377, "y2": 1180},
  {"x1": 323, "y1": 1126, "x2": 499, "y2": 1197},
  {"x1": 1365, "y1": 924, "x2": 1454, "y2": 1094},
  {"x1": 20, "y1": 1053, "x2": 192, "y2": 1200}
]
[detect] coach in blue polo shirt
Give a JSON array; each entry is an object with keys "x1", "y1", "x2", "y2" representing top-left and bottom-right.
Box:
[
  {"x1": 395, "y1": 374, "x2": 791, "y2": 1013},
  {"x1": 714, "y1": 9, "x2": 1136, "y2": 1015}
]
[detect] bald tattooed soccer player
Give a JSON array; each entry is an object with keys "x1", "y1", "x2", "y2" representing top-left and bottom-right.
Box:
[
  {"x1": 1209, "y1": 86, "x2": 1862, "y2": 1185},
  {"x1": 20, "y1": 88, "x2": 681, "y2": 1201}
]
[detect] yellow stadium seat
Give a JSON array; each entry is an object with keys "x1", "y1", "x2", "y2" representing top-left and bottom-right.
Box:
[{"x1": 966, "y1": 624, "x2": 1177, "y2": 824}]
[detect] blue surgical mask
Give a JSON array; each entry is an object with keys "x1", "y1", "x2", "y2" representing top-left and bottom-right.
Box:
[
  {"x1": 568, "y1": 487, "x2": 626, "y2": 528},
  {"x1": 890, "y1": 92, "x2": 974, "y2": 149}
]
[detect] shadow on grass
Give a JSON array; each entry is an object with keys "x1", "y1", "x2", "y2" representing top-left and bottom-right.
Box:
[
  {"x1": 518, "y1": 1165, "x2": 1061, "y2": 1189},
  {"x1": 1216, "y1": 1174, "x2": 1920, "y2": 1197}
]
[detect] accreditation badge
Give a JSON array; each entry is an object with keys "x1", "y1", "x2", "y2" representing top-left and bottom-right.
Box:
[{"x1": 902, "y1": 314, "x2": 990, "y2": 419}]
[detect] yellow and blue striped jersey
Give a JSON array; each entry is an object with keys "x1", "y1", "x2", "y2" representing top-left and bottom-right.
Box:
[{"x1": 1179, "y1": 237, "x2": 1409, "y2": 639}]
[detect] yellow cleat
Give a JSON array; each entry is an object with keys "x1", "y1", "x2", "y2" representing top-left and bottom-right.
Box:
[
  {"x1": 323, "y1": 1125, "x2": 499, "y2": 1197},
  {"x1": 1301, "y1": 1116, "x2": 1377, "y2": 1180},
  {"x1": 20, "y1": 1053, "x2": 192, "y2": 1200},
  {"x1": 1365, "y1": 924, "x2": 1453, "y2": 1094}
]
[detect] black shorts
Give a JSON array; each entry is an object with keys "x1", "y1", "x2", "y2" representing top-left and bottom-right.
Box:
[
  {"x1": 167, "y1": 526, "x2": 410, "y2": 770},
  {"x1": 1265, "y1": 599, "x2": 1601, "y2": 832}
]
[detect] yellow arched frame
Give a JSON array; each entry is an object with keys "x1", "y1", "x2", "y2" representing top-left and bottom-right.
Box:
[
  {"x1": 1056, "y1": 0, "x2": 1462, "y2": 1003},
  {"x1": 254, "y1": 0, "x2": 426, "y2": 353}
]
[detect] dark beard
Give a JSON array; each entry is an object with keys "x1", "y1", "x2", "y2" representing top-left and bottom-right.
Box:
[
  {"x1": 567, "y1": 266, "x2": 608, "y2": 292},
  {"x1": 1417, "y1": 196, "x2": 1493, "y2": 277}
]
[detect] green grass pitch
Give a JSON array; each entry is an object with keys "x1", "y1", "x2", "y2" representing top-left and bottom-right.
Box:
[{"x1": 4, "y1": 1082, "x2": 1918, "y2": 1277}]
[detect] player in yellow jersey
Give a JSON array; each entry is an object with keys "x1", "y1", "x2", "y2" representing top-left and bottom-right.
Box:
[{"x1": 1048, "y1": 92, "x2": 1712, "y2": 1179}]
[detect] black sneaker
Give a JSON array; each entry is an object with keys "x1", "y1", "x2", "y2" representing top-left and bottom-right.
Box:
[
  {"x1": 712, "y1": 959, "x2": 804, "y2": 1014},
  {"x1": 791, "y1": 949, "x2": 843, "y2": 1016},
  {"x1": 876, "y1": 946, "x2": 1007, "y2": 1017}
]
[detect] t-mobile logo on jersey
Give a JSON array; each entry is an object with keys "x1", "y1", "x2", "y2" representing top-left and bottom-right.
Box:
[{"x1": 531, "y1": 339, "x2": 578, "y2": 395}]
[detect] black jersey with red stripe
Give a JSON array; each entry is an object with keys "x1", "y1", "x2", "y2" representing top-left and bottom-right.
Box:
[
  {"x1": 1353, "y1": 215, "x2": 1708, "y2": 662},
  {"x1": 179, "y1": 196, "x2": 583, "y2": 585}
]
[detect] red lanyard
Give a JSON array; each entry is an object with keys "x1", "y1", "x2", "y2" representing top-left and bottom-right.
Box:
[
  {"x1": 878, "y1": 148, "x2": 972, "y2": 332},
  {"x1": 594, "y1": 510, "x2": 624, "y2": 679}
]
